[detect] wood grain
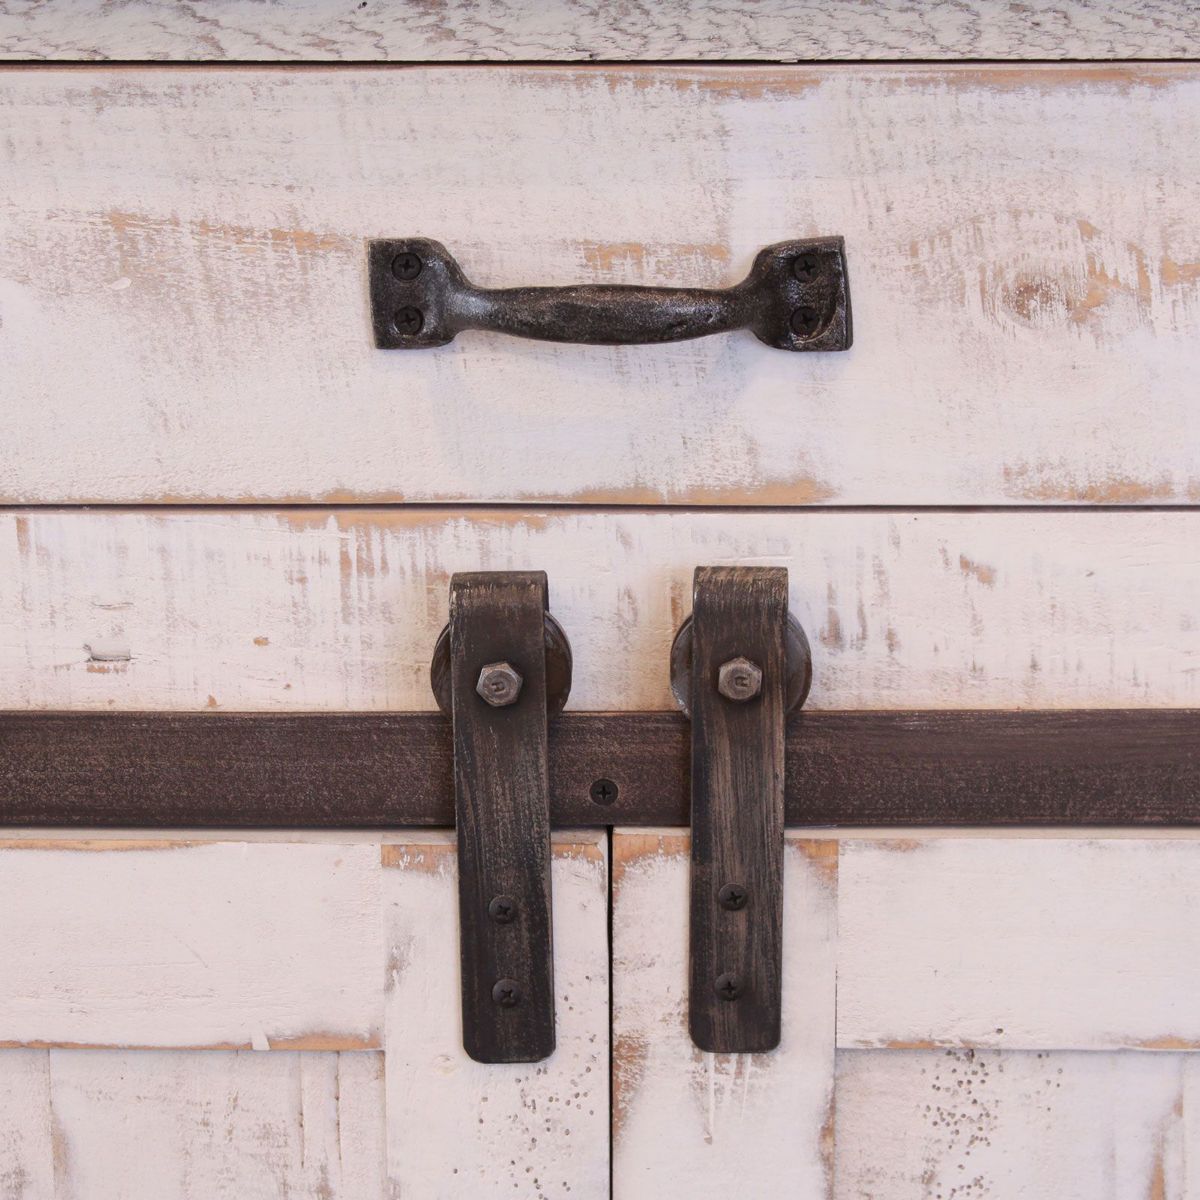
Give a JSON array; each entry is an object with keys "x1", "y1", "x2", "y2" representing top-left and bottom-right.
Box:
[
  {"x1": 613, "y1": 832, "x2": 836, "y2": 1198},
  {"x1": 835, "y1": 1049, "x2": 1197, "y2": 1199},
  {"x1": 0, "y1": 839, "x2": 383, "y2": 1050},
  {"x1": 688, "y1": 567, "x2": 787, "y2": 1051},
  {"x1": 837, "y1": 838, "x2": 1200, "y2": 1049},
  {"x1": 383, "y1": 833, "x2": 609, "y2": 1198},
  {"x1": 2, "y1": 67, "x2": 1199, "y2": 503},
  {"x1": 0, "y1": 1049, "x2": 387, "y2": 1199},
  {"x1": 5, "y1": 710, "x2": 1200, "y2": 829},
  {"x1": 3, "y1": 509, "x2": 1198, "y2": 714},
  {"x1": 1, "y1": 1, "x2": 1196, "y2": 61}
]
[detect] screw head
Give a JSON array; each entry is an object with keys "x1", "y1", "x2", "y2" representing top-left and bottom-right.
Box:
[
  {"x1": 590, "y1": 778, "x2": 618, "y2": 806},
  {"x1": 476, "y1": 662, "x2": 523, "y2": 707},
  {"x1": 391, "y1": 251, "x2": 423, "y2": 281},
  {"x1": 714, "y1": 972, "x2": 743, "y2": 1001},
  {"x1": 393, "y1": 305, "x2": 424, "y2": 335},
  {"x1": 793, "y1": 252, "x2": 819, "y2": 280},
  {"x1": 492, "y1": 978, "x2": 522, "y2": 1008},
  {"x1": 717, "y1": 657, "x2": 762, "y2": 702},
  {"x1": 718, "y1": 883, "x2": 749, "y2": 911},
  {"x1": 488, "y1": 895, "x2": 517, "y2": 924},
  {"x1": 791, "y1": 306, "x2": 821, "y2": 337}
]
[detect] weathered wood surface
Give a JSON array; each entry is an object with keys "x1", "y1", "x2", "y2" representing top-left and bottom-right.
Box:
[
  {"x1": 837, "y1": 837, "x2": 1200, "y2": 1050},
  {"x1": 0, "y1": 838, "x2": 383, "y2": 1050},
  {"x1": 1, "y1": 1, "x2": 1196, "y2": 60},
  {"x1": 612, "y1": 833, "x2": 836, "y2": 1198},
  {"x1": 3, "y1": 509, "x2": 1198, "y2": 713},
  {"x1": 2, "y1": 67, "x2": 1199, "y2": 504},
  {"x1": 0, "y1": 1048, "x2": 387, "y2": 1199},
  {"x1": 835, "y1": 1048, "x2": 1198, "y2": 1199},
  {"x1": 383, "y1": 833, "x2": 609, "y2": 1198},
  {"x1": 7, "y1": 710, "x2": 1200, "y2": 828}
]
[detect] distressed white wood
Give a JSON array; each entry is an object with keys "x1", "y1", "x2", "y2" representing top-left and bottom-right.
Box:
[
  {"x1": 835, "y1": 1048, "x2": 1196, "y2": 1199},
  {"x1": 0, "y1": 838, "x2": 383, "y2": 1049},
  {"x1": 612, "y1": 832, "x2": 837, "y2": 1197},
  {"x1": 2, "y1": 508, "x2": 1197, "y2": 712},
  {"x1": 0, "y1": 1, "x2": 1195, "y2": 60},
  {"x1": 838, "y1": 838, "x2": 1200, "y2": 1051},
  {"x1": 383, "y1": 832, "x2": 609, "y2": 1199},
  {"x1": 2, "y1": 67, "x2": 1199, "y2": 504},
  {"x1": 0, "y1": 1048, "x2": 386, "y2": 1198}
]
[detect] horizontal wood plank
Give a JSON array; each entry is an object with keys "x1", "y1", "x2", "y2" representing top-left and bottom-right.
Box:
[
  {"x1": 1, "y1": 2, "x2": 1195, "y2": 61},
  {"x1": 3, "y1": 509, "x2": 1197, "y2": 713},
  {"x1": 837, "y1": 838, "x2": 1200, "y2": 1050},
  {"x1": 4, "y1": 709, "x2": 1200, "y2": 828},
  {"x1": 835, "y1": 1049, "x2": 1196, "y2": 1199},
  {"x1": 2, "y1": 67, "x2": 1199, "y2": 503},
  {"x1": 0, "y1": 1049, "x2": 387, "y2": 1199},
  {"x1": 0, "y1": 839, "x2": 383, "y2": 1049}
]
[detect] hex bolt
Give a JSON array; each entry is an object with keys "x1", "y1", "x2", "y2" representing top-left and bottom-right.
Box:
[
  {"x1": 590, "y1": 778, "x2": 619, "y2": 806},
  {"x1": 476, "y1": 662, "x2": 523, "y2": 707},
  {"x1": 718, "y1": 883, "x2": 749, "y2": 911},
  {"x1": 717, "y1": 657, "x2": 762, "y2": 702},
  {"x1": 792, "y1": 253, "x2": 819, "y2": 280},
  {"x1": 791, "y1": 306, "x2": 821, "y2": 337},
  {"x1": 488, "y1": 895, "x2": 517, "y2": 924},
  {"x1": 714, "y1": 972, "x2": 743, "y2": 1002},
  {"x1": 492, "y1": 978, "x2": 523, "y2": 1008},
  {"x1": 393, "y1": 306, "x2": 424, "y2": 335},
  {"x1": 391, "y1": 251, "x2": 423, "y2": 281}
]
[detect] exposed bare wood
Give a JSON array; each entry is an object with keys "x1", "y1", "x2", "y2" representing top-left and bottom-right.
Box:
[
  {"x1": 1, "y1": 1, "x2": 1196, "y2": 61},
  {"x1": 1, "y1": 67, "x2": 1198, "y2": 503},
  {"x1": 2, "y1": 509, "x2": 1197, "y2": 713}
]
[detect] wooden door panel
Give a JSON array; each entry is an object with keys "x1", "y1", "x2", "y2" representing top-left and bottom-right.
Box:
[
  {"x1": 0, "y1": 832, "x2": 609, "y2": 1198},
  {"x1": 613, "y1": 830, "x2": 1200, "y2": 1196},
  {"x1": 3, "y1": 509, "x2": 1197, "y2": 714},
  {"x1": 2, "y1": 67, "x2": 1198, "y2": 505}
]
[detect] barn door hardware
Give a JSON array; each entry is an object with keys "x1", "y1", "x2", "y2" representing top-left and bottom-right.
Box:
[
  {"x1": 368, "y1": 237, "x2": 851, "y2": 351},
  {"x1": 671, "y1": 566, "x2": 812, "y2": 1053},
  {"x1": 430, "y1": 571, "x2": 572, "y2": 1064}
]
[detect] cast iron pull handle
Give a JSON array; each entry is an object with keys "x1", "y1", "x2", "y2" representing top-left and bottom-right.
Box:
[{"x1": 369, "y1": 238, "x2": 851, "y2": 351}]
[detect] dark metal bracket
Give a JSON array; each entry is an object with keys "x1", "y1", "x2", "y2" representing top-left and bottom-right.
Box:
[
  {"x1": 368, "y1": 238, "x2": 851, "y2": 351},
  {"x1": 437, "y1": 571, "x2": 571, "y2": 1064},
  {"x1": 673, "y1": 566, "x2": 812, "y2": 1053}
]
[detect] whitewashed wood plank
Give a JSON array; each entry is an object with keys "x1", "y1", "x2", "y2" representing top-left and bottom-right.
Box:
[
  {"x1": 0, "y1": 839, "x2": 382, "y2": 1049},
  {"x1": 612, "y1": 832, "x2": 837, "y2": 1197},
  {"x1": 0, "y1": 1048, "x2": 386, "y2": 1199},
  {"x1": 382, "y1": 832, "x2": 609, "y2": 1199},
  {"x1": 834, "y1": 1048, "x2": 1193, "y2": 1199},
  {"x1": 838, "y1": 838, "x2": 1200, "y2": 1051},
  {"x1": 2, "y1": 508, "x2": 1197, "y2": 712},
  {"x1": 0, "y1": 1, "x2": 1195, "y2": 61},
  {"x1": 1, "y1": 67, "x2": 1199, "y2": 504}
]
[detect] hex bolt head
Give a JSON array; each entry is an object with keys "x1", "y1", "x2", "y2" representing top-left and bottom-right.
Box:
[
  {"x1": 792, "y1": 252, "x2": 819, "y2": 280},
  {"x1": 488, "y1": 895, "x2": 517, "y2": 924},
  {"x1": 791, "y1": 305, "x2": 821, "y2": 337},
  {"x1": 476, "y1": 662, "x2": 523, "y2": 707},
  {"x1": 393, "y1": 306, "x2": 424, "y2": 335},
  {"x1": 717, "y1": 657, "x2": 762, "y2": 702},
  {"x1": 492, "y1": 978, "x2": 523, "y2": 1008},
  {"x1": 718, "y1": 883, "x2": 749, "y2": 911},
  {"x1": 714, "y1": 972, "x2": 743, "y2": 1002},
  {"x1": 391, "y1": 251, "x2": 423, "y2": 281}
]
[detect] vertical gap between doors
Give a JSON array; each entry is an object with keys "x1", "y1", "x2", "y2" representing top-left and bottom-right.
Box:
[{"x1": 607, "y1": 824, "x2": 615, "y2": 1200}]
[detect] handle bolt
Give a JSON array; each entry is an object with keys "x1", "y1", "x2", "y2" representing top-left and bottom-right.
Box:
[
  {"x1": 718, "y1": 657, "x2": 762, "y2": 702},
  {"x1": 476, "y1": 662, "x2": 523, "y2": 707}
]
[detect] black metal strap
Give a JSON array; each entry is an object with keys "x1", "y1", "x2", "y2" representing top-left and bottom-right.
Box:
[
  {"x1": 449, "y1": 572, "x2": 556, "y2": 1063},
  {"x1": 688, "y1": 566, "x2": 788, "y2": 1053}
]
